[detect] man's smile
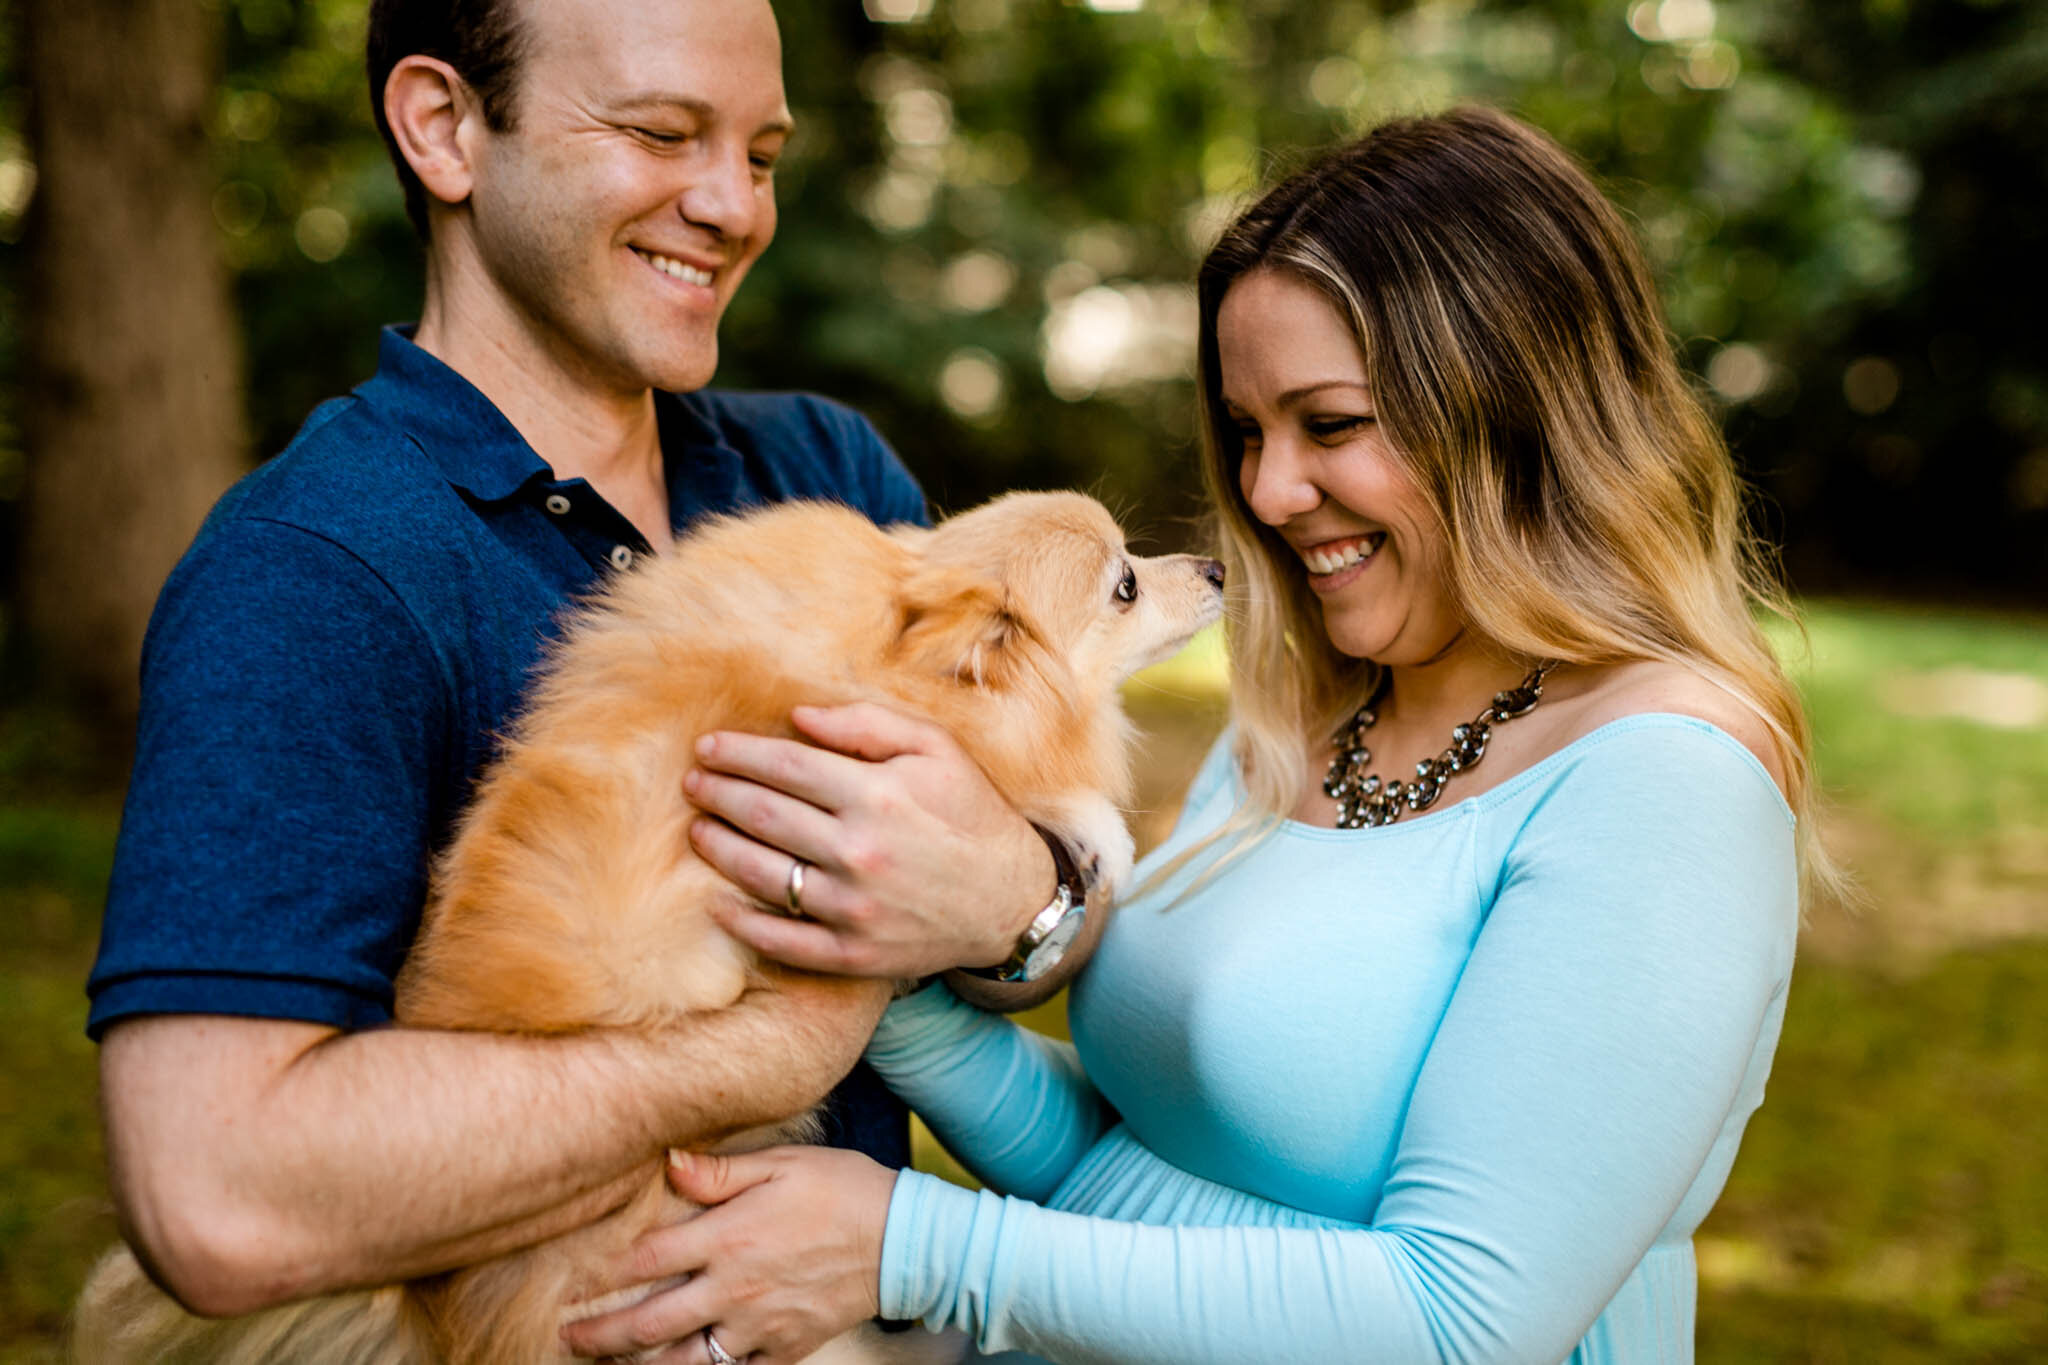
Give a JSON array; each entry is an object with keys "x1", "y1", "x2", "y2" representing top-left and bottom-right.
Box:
[{"x1": 630, "y1": 246, "x2": 716, "y2": 288}]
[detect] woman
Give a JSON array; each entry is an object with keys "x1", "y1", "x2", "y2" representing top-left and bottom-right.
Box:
[{"x1": 566, "y1": 106, "x2": 1822, "y2": 1365}]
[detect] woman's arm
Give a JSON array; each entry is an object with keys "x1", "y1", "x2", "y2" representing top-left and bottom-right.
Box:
[
  {"x1": 881, "y1": 725, "x2": 1799, "y2": 1363},
  {"x1": 865, "y1": 981, "x2": 1113, "y2": 1202}
]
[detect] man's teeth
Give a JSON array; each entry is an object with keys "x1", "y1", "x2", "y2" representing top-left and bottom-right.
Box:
[
  {"x1": 636, "y1": 249, "x2": 714, "y2": 286},
  {"x1": 1301, "y1": 535, "x2": 1383, "y2": 576}
]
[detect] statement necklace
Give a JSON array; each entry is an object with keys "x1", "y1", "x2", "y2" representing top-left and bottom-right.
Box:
[{"x1": 1323, "y1": 660, "x2": 1559, "y2": 829}]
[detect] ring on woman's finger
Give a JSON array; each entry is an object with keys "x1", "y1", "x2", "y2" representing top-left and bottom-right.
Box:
[
  {"x1": 703, "y1": 1327, "x2": 744, "y2": 1365},
  {"x1": 783, "y1": 857, "x2": 809, "y2": 918}
]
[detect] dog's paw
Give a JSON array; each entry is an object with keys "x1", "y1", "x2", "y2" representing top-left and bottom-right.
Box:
[
  {"x1": 1040, "y1": 792, "x2": 1134, "y2": 905},
  {"x1": 1085, "y1": 826, "x2": 1135, "y2": 904}
]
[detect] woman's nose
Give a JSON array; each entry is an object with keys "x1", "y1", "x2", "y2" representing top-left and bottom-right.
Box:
[{"x1": 1241, "y1": 442, "x2": 1322, "y2": 526}]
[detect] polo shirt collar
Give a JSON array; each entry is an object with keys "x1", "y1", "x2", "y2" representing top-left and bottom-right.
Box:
[
  {"x1": 354, "y1": 325, "x2": 751, "y2": 522},
  {"x1": 353, "y1": 325, "x2": 557, "y2": 504}
]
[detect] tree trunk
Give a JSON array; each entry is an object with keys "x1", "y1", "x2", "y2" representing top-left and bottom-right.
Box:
[{"x1": 20, "y1": 0, "x2": 245, "y2": 721}]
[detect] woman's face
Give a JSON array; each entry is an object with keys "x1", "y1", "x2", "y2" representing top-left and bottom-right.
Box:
[{"x1": 1218, "y1": 268, "x2": 1463, "y2": 666}]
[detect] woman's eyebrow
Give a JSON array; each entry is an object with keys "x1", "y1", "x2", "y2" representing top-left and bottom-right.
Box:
[{"x1": 1275, "y1": 381, "x2": 1371, "y2": 406}]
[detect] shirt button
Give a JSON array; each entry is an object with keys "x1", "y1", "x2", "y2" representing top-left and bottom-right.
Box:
[
  {"x1": 544, "y1": 494, "x2": 571, "y2": 515},
  {"x1": 610, "y1": 545, "x2": 635, "y2": 570}
]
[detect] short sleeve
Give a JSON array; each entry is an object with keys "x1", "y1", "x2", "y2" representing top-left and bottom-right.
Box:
[
  {"x1": 810, "y1": 397, "x2": 928, "y2": 531},
  {"x1": 700, "y1": 389, "x2": 930, "y2": 531},
  {"x1": 87, "y1": 518, "x2": 454, "y2": 1037}
]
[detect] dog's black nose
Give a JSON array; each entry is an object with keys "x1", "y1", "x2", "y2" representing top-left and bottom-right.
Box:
[{"x1": 1202, "y1": 559, "x2": 1226, "y2": 589}]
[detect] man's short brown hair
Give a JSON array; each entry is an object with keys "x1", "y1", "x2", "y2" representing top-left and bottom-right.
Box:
[{"x1": 366, "y1": 0, "x2": 528, "y2": 237}]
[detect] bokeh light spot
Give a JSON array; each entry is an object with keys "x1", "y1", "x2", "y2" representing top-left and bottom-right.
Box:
[
  {"x1": 294, "y1": 206, "x2": 350, "y2": 263},
  {"x1": 1708, "y1": 343, "x2": 1773, "y2": 403},
  {"x1": 1041, "y1": 283, "x2": 1196, "y2": 401},
  {"x1": 1309, "y1": 57, "x2": 1367, "y2": 109},
  {"x1": 940, "y1": 349, "x2": 1007, "y2": 423},
  {"x1": 886, "y1": 89, "x2": 953, "y2": 148},
  {"x1": 212, "y1": 181, "x2": 266, "y2": 236},
  {"x1": 1843, "y1": 357, "x2": 1902, "y2": 415},
  {"x1": 863, "y1": 0, "x2": 933, "y2": 22},
  {"x1": 942, "y1": 251, "x2": 1017, "y2": 313},
  {"x1": 1682, "y1": 40, "x2": 1740, "y2": 90},
  {"x1": 2010, "y1": 449, "x2": 2048, "y2": 511}
]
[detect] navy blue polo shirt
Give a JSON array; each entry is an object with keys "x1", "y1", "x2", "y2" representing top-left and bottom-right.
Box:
[{"x1": 88, "y1": 326, "x2": 927, "y2": 1166}]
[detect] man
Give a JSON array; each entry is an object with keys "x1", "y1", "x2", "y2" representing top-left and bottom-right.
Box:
[{"x1": 88, "y1": 0, "x2": 1078, "y2": 1335}]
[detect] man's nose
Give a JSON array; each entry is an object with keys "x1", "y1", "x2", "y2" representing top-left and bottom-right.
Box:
[{"x1": 678, "y1": 146, "x2": 763, "y2": 241}]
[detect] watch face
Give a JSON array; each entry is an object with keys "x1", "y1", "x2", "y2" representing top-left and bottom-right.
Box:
[{"x1": 1020, "y1": 905, "x2": 1087, "y2": 982}]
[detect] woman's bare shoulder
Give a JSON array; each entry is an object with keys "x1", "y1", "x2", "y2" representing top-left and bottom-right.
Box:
[{"x1": 1556, "y1": 660, "x2": 1788, "y2": 794}]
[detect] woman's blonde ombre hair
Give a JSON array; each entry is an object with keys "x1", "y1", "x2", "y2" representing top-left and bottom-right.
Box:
[{"x1": 1184, "y1": 106, "x2": 1837, "y2": 902}]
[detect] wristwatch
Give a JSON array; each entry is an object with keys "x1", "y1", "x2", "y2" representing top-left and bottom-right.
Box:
[{"x1": 962, "y1": 827, "x2": 1089, "y2": 984}]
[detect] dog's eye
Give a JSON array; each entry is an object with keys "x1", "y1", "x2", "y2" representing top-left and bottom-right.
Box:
[{"x1": 1113, "y1": 564, "x2": 1139, "y2": 607}]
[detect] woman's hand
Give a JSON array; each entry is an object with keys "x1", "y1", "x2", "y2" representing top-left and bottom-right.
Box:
[
  {"x1": 684, "y1": 702, "x2": 1053, "y2": 980},
  {"x1": 560, "y1": 1146, "x2": 899, "y2": 1364}
]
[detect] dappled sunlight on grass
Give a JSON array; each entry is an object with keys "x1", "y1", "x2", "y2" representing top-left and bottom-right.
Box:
[
  {"x1": 1773, "y1": 601, "x2": 2048, "y2": 969},
  {"x1": 1697, "y1": 942, "x2": 2048, "y2": 1360},
  {"x1": 1769, "y1": 600, "x2": 2048, "y2": 848}
]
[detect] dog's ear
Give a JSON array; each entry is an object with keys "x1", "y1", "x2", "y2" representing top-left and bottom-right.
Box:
[{"x1": 893, "y1": 564, "x2": 1025, "y2": 687}]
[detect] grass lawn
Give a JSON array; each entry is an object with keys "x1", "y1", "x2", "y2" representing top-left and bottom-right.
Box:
[{"x1": 4, "y1": 598, "x2": 2046, "y2": 1361}]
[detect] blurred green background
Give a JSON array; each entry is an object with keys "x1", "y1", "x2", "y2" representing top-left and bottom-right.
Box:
[{"x1": 2, "y1": 0, "x2": 2045, "y2": 1360}]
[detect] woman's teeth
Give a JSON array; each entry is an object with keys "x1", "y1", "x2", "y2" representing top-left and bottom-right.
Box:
[
  {"x1": 1301, "y1": 534, "x2": 1384, "y2": 576},
  {"x1": 635, "y1": 249, "x2": 714, "y2": 286}
]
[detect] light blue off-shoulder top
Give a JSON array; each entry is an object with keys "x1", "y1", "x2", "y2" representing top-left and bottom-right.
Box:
[{"x1": 868, "y1": 715, "x2": 1798, "y2": 1364}]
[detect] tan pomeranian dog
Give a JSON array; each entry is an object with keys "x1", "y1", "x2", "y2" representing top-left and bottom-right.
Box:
[{"x1": 73, "y1": 490, "x2": 1225, "y2": 1365}]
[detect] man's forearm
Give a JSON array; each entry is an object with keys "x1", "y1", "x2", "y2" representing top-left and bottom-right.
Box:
[{"x1": 103, "y1": 973, "x2": 890, "y2": 1314}]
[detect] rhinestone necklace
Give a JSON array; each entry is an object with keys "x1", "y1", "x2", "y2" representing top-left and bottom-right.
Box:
[{"x1": 1323, "y1": 660, "x2": 1559, "y2": 829}]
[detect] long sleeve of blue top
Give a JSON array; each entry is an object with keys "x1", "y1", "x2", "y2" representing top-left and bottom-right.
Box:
[{"x1": 865, "y1": 717, "x2": 1799, "y2": 1364}]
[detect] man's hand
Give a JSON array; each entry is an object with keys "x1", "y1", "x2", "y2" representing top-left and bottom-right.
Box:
[{"x1": 686, "y1": 702, "x2": 1055, "y2": 981}]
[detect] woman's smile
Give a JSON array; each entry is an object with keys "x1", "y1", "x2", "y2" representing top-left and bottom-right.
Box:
[{"x1": 1296, "y1": 531, "x2": 1386, "y2": 588}]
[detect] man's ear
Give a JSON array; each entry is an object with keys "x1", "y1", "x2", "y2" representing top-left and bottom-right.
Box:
[
  {"x1": 893, "y1": 565, "x2": 1024, "y2": 687},
  {"x1": 384, "y1": 55, "x2": 484, "y2": 214}
]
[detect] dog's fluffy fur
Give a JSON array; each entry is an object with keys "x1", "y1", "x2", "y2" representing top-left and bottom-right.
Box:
[{"x1": 74, "y1": 491, "x2": 1223, "y2": 1365}]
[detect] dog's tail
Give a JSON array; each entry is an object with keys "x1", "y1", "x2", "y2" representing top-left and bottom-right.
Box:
[{"x1": 71, "y1": 1246, "x2": 436, "y2": 1365}]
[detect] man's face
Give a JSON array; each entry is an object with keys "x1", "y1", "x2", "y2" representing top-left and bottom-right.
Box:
[{"x1": 459, "y1": 0, "x2": 789, "y2": 396}]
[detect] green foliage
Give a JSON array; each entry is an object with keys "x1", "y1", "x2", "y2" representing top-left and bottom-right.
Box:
[
  {"x1": 0, "y1": 0, "x2": 25, "y2": 618},
  {"x1": 741, "y1": 0, "x2": 1921, "y2": 528},
  {"x1": 212, "y1": 0, "x2": 424, "y2": 462},
  {"x1": 9, "y1": 0, "x2": 2033, "y2": 585},
  {"x1": 1727, "y1": 0, "x2": 2048, "y2": 592}
]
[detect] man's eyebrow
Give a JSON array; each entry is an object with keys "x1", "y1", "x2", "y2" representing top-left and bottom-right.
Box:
[{"x1": 606, "y1": 92, "x2": 795, "y2": 137}]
